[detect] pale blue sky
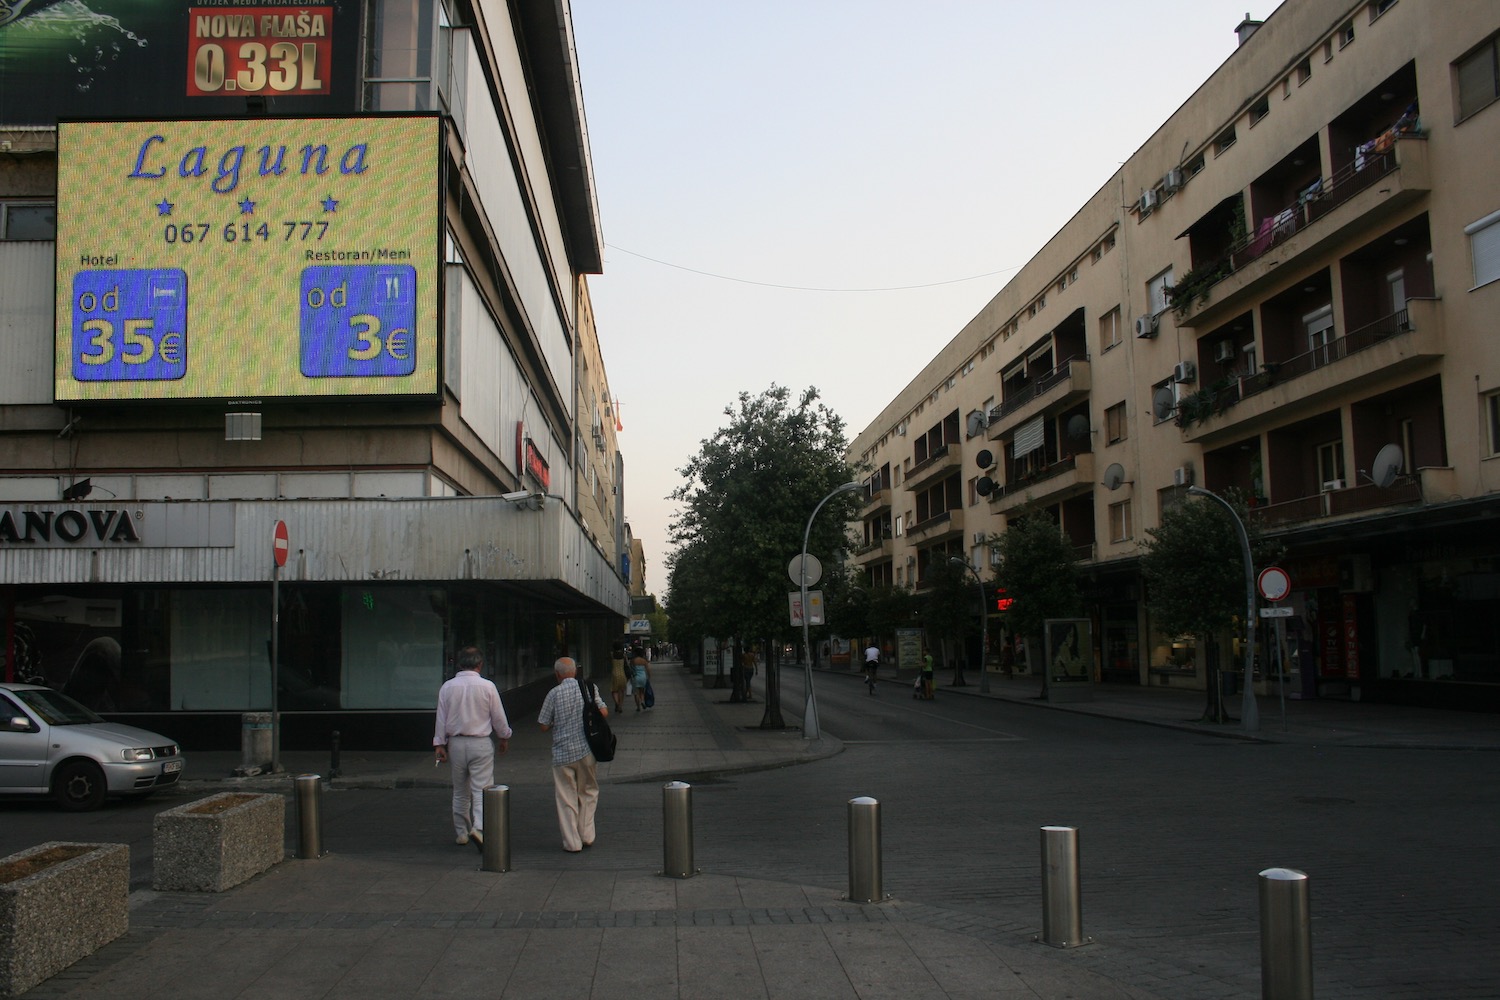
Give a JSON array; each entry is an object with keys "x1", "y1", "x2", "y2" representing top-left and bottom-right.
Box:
[{"x1": 570, "y1": 1, "x2": 1281, "y2": 596}]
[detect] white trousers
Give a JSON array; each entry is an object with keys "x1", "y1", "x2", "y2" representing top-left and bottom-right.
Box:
[
  {"x1": 552, "y1": 754, "x2": 599, "y2": 851},
  {"x1": 448, "y1": 735, "x2": 495, "y2": 838}
]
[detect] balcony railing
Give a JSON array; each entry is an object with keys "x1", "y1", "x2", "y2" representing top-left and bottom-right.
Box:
[
  {"x1": 989, "y1": 453, "x2": 1079, "y2": 502},
  {"x1": 1249, "y1": 475, "x2": 1421, "y2": 527},
  {"x1": 1176, "y1": 308, "x2": 1412, "y2": 427},
  {"x1": 906, "y1": 509, "x2": 955, "y2": 539}
]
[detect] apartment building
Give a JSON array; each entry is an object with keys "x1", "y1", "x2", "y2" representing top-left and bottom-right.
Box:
[
  {"x1": 0, "y1": 0, "x2": 630, "y2": 748},
  {"x1": 849, "y1": 0, "x2": 1500, "y2": 710}
]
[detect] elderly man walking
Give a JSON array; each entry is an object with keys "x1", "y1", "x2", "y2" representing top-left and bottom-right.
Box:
[
  {"x1": 433, "y1": 646, "x2": 512, "y2": 849},
  {"x1": 538, "y1": 656, "x2": 609, "y2": 853}
]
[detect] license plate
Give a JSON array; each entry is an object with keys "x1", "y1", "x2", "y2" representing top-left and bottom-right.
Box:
[{"x1": 162, "y1": 760, "x2": 183, "y2": 774}]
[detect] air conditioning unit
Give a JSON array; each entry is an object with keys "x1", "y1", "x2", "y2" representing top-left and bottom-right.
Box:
[
  {"x1": 1173, "y1": 360, "x2": 1197, "y2": 384},
  {"x1": 1322, "y1": 479, "x2": 1345, "y2": 492},
  {"x1": 1172, "y1": 465, "x2": 1194, "y2": 487},
  {"x1": 1164, "y1": 166, "x2": 1185, "y2": 192},
  {"x1": 972, "y1": 532, "x2": 988, "y2": 545},
  {"x1": 1215, "y1": 340, "x2": 1236, "y2": 364},
  {"x1": 1134, "y1": 314, "x2": 1159, "y2": 339},
  {"x1": 1139, "y1": 189, "x2": 1158, "y2": 214}
]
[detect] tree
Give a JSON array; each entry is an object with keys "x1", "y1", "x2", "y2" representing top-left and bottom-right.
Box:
[
  {"x1": 1140, "y1": 490, "x2": 1279, "y2": 723},
  {"x1": 921, "y1": 556, "x2": 976, "y2": 686},
  {"x1": 668, "y1": 385, "x2": 856, "y2": 729},
  {"x1": 865, "y1": 584, "x2": 918, "y2": 651},
  {"x1": 820, "y1": 563, "x2": 868, "y2": 665},
  {"x1": 991, "y1": 512, "x2": 1083, "y2": 695}
]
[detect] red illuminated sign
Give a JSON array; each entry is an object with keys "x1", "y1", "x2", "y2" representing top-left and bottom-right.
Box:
[
  {"x1": 994, "y1": 588, "x2": 1014, "y2": 612},
  {"x1": 187, "y1": 7, "x2": 333, "y2": 97}
]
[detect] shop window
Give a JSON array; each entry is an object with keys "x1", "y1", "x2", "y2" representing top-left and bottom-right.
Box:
[
  {"x1": 1456, "y1": 34, "x2": 1500, "y2": 122},
  {"x1": 1109, "y1": 499, "x2": 1133, "y2": 543},
  {"x1": 1105, "y1": 401, "x2": 1127, "y2": 444}
]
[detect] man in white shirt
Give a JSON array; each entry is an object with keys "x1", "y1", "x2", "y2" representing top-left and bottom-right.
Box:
[
  {"x1": 864, "y1": 643, "x2": 881, "y2": 695},
  {"x1": 433, "y1": 646, "x2": 512, "y2": 848}
]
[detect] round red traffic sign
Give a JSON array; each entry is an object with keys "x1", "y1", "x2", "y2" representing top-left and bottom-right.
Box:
[
  {"x1": 1257, "y1": 566, "x2": 1290, "y2": 602},
  {"x1": 272, "y1": 520, "x2": 289, "y2": 568}
]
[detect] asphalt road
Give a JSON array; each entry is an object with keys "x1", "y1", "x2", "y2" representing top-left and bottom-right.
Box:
[{"x1": 4, "y1": 668, "x2": 1496, "y2": 999}]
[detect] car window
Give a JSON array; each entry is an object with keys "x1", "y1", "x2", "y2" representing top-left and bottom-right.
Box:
[{"x1": 12, "y1": 688, "x2": 103, "y2": 726}]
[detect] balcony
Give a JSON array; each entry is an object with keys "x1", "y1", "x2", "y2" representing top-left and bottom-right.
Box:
[
  {"x1": 1250, "y1": 475, "x2": 1423, "y2": 529},
  {"x1": 989, "y1": 453, "x2": 1095, "y2": 514},
  {"x1": 907, "y1": 507, "x2": 964, "y2": 543},
  {"x1": 860, "y1": 487, "x2": 891, "y2": 517},
  {"x1": 988, "y1": 357, "x2": 1091, "y2": 440},
  {"x1": 1176, "y1": 135, "x2": 1429, "y2": 329},
  {"x1": 854, "y1": 536, "x2": 892, "y2": 561},
  {"x1": 1179, "y1": 299, "x2": 1442, "y2": 445},
  {"x1": 904, "y1": 443, "x2": 961, "y2": 493}
]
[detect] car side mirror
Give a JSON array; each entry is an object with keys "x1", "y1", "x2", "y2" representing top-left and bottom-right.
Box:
[{"x1": 7, "y1": 715, "x2": 36, "y2": 732}]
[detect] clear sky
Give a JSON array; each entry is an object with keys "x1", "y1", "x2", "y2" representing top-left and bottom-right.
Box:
[{"x1": 570, "y1": 1, "x2": 1281, "y2": 600}]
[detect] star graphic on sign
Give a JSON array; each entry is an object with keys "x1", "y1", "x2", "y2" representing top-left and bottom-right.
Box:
[
  {"x1": 238, "y1": 197, "x2": 256, "y2": 215},
  {"x1": 321, "y1": 195, "x2": 339, "y2": 213},
  {"x1": 156, "y1": 199, "x2": 174, "y2": 217}
]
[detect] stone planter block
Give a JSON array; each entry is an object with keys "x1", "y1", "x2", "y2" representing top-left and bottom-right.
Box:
[
  {"x1": 0, "y1": 842, "x2": 128, "y2": 998},
  {"x1": 153, "y1": 792, "x2": 285, "y2": 892}
]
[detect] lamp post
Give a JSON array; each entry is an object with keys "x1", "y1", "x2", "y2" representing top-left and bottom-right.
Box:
[
  {"x1": 801, "y1": 481, "x2": 863, "y2": 740},
  {"x1": 950, "y1": 557, "x2": 991, "y2": 694},
  {"x1": 1185, "y1": 486, "x2": 1259, "y2": 732}
]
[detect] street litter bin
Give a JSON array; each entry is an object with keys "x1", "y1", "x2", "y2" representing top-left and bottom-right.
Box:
[{"x1": 241, "y1": 712, "x2": 271, "y2": 770}]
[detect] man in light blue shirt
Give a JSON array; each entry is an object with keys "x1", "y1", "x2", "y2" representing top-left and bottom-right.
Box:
[
  {"x1": 538, "y1": 656, "x2": 609, "y2": 853},
  {"x1": 433, "y1": 646, "x2": 512, "y2": 848}
]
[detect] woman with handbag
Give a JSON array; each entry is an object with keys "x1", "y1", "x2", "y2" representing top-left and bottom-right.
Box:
[{"x1": 630, "y1": 646, "x2": 651, "y2": 712}]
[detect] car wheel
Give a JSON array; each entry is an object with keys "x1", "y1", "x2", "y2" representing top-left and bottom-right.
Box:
[{"x1": 53, "y1": 760, "x2": 108, "y2": 812}]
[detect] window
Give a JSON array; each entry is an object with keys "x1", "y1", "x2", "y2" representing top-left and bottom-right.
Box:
[
  {"x1": 1297, "y1": 58, "x2": 1312, "y2": 85},
  {"x1": 1487, "y1": 391, "x2": 1500, "y2": 456},
  {"x1": 1250, "y1": 95, "x2": 1270, "y2": 125},
  {"x1": 1457, "y1": 36, "x2": 1500, "y2": 122},
  {"x1": 1, "y1": 202, "x2": 55, "y2": 240},
  {"x1": 1317, "y1": 441, "x2": 1346, "y2": 488},
  {"x1": 1369, "y1": 0, "x2": 1397, "y2": 19},
  {"x1": 1323, "y1": 39, "x2": 1334, "y2": 63},
  {"x1": 894, "y1": 514, "x2": 904, "y2": 537},
  {"x1": 1214, "y1": 127, "x2": 1237, "y2": 156},
  {"x1": 1400, "y1": 418, "x2": 1416, "y2": 473},
  {"x1": 1147, "y1": 267, "x2": 1175, "y2": 316},
  {"x1": 1109, "y1": 500, "x2": 1133, "y2": 543},
  {"x1": 1304, "y1": 305, "x2": 1335, "y2": 365},
  {"x1": 1185, "y1": 154, "x2": 1205, "y2": 177},
  {"x1": 1099, "y1": 307, "x2": 1122, "y2": 352},
  {"x1": 1467, "y1": 209, "x2": 1500, "y2": 287},
  {"x1": 1105, "y1": 401, "x2": 1127, "y2": 444},
  {"x1": 1339, "y1": 20, "x2": 1355, "y2": 48}
]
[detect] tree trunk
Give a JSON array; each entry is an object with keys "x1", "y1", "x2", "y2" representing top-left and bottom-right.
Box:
[
  {"x1": 759, "y1": 638, "x2": 786, "y2": 729},
  {"x1": 949, "y1": 636, "x2": 967, "y2": 686},
  {"x1": 1032, "y1": 633, "x2": 1047, "y2": 699},
  {"x1": 1201, "y1": 636, "x2": 1229, "y2": 723},
  {"x1": 729, "y1": 637, "x2": 746, "y2": 702}
]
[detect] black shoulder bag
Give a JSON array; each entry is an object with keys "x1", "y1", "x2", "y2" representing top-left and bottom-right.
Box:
[{"x1": 577, "y1": 678, "x2": 617, "y2": 762}]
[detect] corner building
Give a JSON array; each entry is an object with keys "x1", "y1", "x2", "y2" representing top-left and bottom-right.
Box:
[
  {"x1": 0, "y1": 1, "x2": 630, "y2": 748},
  {"x1": 850, "y1": 0, "x2": 1500, "y2": 710}
]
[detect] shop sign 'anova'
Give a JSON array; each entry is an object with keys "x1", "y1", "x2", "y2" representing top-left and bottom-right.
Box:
[{"x1": 0, "y1": 508, "x2": 141, "y2": 546}]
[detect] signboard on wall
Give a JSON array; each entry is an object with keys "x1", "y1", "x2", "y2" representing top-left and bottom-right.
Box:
[
  {"x1": 0, "y1": 1, "x2": 361, "y2": 124},
  {"x1": 54, "y1": 116, "x2": 442, "y2": 403}
]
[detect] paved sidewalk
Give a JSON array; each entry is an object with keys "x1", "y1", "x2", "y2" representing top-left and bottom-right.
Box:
[{"x1": 19, "y1": 661, "x2": 1497, "y2": 999}]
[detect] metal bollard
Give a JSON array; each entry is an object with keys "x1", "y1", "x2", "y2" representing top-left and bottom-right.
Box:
[
  {"x1": 481, "y1": 785, "x2": 511, "y2": 872},
  {"x1": 294, "y1": 774, "x2": 323, "y2": 859},
  {"x1": 846, "y1": 796, "x2": 883, "y2": 903},
  {"x1": 662, "y1": 781, "x2": 696, "y2": 878},
  {"x1": 1259, "y1": 867, "x2": 1313, "y2": 1000},
  {"x1": 1040, "y1": 825, "x2": 1088, "y2": 947},
  {"x1": 329, "y1": 730, "x2": 342, "y2": 778}
]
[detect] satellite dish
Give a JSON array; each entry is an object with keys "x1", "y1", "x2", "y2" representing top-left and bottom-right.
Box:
[
  {"x1": 1370, "y1": 443, "x2": 1403, "y2": 489},
  {"x1": 976, "y1": 476, "x2": 995, "y2": 496},
  {"x1": 1067, "y1": 414, "x2": 1091, "y2": 441},
  {"x1": 1152, "y1": 386, "x2": 1177, "y2": 422},
  {"x1": 966, "y1": 411, "x2": 985, "y2": 437},
  {"x1": 1102, "y1": 463, "x2": 1127, "y2": 491},
  {"x1": 975, "y1": 448, "x2": 995, "y2": 469}
]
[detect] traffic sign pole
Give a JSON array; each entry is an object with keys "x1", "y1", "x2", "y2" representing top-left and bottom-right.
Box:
[{"x1": 271, "y1": 520, "x2": 288, "y2": 773}]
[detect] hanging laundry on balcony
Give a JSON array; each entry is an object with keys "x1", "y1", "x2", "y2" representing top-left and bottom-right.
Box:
[{"x1": 1248, "y1": 215, "x2": 1275, "y2": 257}]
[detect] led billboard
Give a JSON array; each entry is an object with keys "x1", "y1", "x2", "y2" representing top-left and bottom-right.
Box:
[{"x1": 55, "y1": 117, "x2": 441, "y2": 403}]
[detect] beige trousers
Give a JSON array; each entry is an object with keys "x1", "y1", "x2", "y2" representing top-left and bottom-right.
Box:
[{"x1": 551, "y1": 754, "x2": 599, "y2": 851}]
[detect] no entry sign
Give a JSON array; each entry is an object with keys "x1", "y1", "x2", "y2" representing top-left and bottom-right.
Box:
[{"x1": 273, "y1": 520, "x2": 289, "y2": 568}]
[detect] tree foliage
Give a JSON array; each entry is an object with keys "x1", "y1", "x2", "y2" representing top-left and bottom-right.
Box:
[{"x1": 991, "y1": 513, "x2": 1082, "y2": 640}]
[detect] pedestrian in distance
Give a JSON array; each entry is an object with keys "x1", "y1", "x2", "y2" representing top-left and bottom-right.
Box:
[
  {"x1": 741, "y1": 649, "x2": 757, "y2": 701},
  {"x1": 609, "y1": 642, "x2": 628, "y2": 713},
  {"x1": 538, "y1": 656, "x2": 609, "y2": 853},
  {"x1": 920, "y1": 645, "x2": 936, "y2": 700},
  {"x1": 630, "y1": 646, "x2": 651, "y2": 711},
  {"x1": 864, "y1": 641, "x2": 880, "y2": 695},
  {"x1": 433, "y1": 646, "x2": 512, "y2": 851}
]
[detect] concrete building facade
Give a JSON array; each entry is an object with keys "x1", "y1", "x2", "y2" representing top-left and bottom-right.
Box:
[
  {"x1": 849, "y1": 0, "x2": 1500, "y2": 710},
  {"x1": 0, "y1": 0, "x2": 629, "y2": 748}
]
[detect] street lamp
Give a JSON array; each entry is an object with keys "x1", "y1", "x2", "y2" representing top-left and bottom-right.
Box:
[
  {"x1": 800, "y1": 481, "x2": 863, "y2": 740},
  {"x1": 950, "y1": 557, "x2": 991, "y2": 694},
  {"x1": 1185, "y1": 486, "x2": 1259, "y2": 732}
]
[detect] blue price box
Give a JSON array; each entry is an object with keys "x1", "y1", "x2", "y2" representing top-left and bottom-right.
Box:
[
  {"x1": 299, "y1": 264, "x2": 418, "y2": 378},
  {"x1": 71, "y1": 269, "x2": 188, "y2": 382}
]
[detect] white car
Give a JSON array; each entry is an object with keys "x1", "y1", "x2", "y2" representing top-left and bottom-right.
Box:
[{"x1": 0, "y1": 682, "x2": 185, "y2": 811}]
